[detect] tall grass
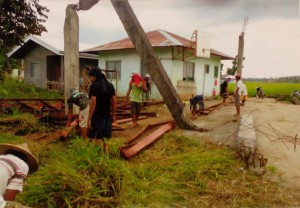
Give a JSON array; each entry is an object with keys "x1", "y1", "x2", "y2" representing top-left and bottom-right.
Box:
[
  {"x1": 0, "y1": 133, "x2": 293, "y2": 208},
  {"x1": 0, "y1": 78, "x2": 63, "y2": 99},
  {"x1": 228, "y1": 82, "x2": 300, "y2": 100}
]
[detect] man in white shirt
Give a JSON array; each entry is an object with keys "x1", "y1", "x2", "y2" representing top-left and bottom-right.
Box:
[
  {"x1": 234, "y1": 74, "x2": 243, "y2": 117},
  {"x1": 241, "y1": 83, "x2": 248, "y2": 106},
  {"x1": 0, "y1": 143, "x2": 38, "y2": 208}
]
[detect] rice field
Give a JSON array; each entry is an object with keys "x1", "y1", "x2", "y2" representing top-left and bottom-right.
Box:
[{"x1": 228, "y1": 82, "x2": 300, "y2": 100}]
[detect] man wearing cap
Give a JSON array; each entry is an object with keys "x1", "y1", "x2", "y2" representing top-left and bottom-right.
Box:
[
  {"x1": 88, "y1": 67, "x2": 117, "y2": 150},
  {"x1": 220, "y1": 77, "x2": 231, "y2": 103},
  {"x1": 67, "y1": 88, "x2": 90, "y2": 139},
  {"x1": 0, "y1": 143, "x2": 38, "y2": 207},
  {"x1": 126, "y1": 72, "x2": 147, "y2": 127},
  {"x1": 234, "y1": 74, "x2": 243, "y2": 117}
]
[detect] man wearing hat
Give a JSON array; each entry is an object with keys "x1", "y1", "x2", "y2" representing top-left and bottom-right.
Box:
[
  {"x1": 0, "y1": 143, "x2": 38, "y2": 207},
  {"x1": 67, "y1": 88, "x2": 90, "y2": 139},
  {"x1": 234, "y1": 74, "x2": 243, "y2": 117}
]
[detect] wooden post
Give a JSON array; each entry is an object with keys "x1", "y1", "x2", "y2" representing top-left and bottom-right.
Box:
[
  {"x1": 237, "y1": 34, "x2": 244, "y2": 76},
  {"x1": 64, "y1": 5, "x2": 80, "y2": 114}
]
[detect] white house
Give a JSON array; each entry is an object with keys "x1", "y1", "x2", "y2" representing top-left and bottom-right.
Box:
[{"x1": 83, "y1": 29, "x2": 234, "y2": 99}]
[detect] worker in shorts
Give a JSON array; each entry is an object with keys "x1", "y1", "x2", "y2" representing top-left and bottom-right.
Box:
[
  {"x1": 88, "y1": 67, "x2": 117, "y2": 152},
  {"x1": 190, "y1": 95, "x2": 205, "y2": 115},
  {"x1": 234, "y1": 74, "x2": 243, "y2": 117},
  {"x1": 126, "y1": 72, "x2": 147, "y2": 127},
  {"x1": 220, "y1": 77, "x2": 231, "y2": 103},
  {"x1": 67, "y1": 88, "x2": 90, "y2": 139},
  {"x1": 240, "y1": 83, "x2": 248, "y2": 106}
]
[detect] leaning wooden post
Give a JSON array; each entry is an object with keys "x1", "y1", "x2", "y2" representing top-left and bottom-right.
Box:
[{"x1": 110, "y1": 0, "x2": 204, "y2": 131}]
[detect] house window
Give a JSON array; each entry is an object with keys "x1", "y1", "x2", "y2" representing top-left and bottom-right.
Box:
[
  {"x1": 205, "y1": 64, "x2": 210, "y2": 74},
  {"x1": 183, "y1": 61, "x2": 195, "y2": 81},
  {"x1": 214, "y1": 66, "x2": 219, "y2": 78},
  {"x1": 30, "y1": 63, "x2": 38, "y2": 78},
  {"x1": 106, "y1": 60, "x2": 121, "y2": 80}
]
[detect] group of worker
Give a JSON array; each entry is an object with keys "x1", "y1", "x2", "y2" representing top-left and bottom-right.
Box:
[
  {"x1": 0, "y1": 67, "x2": 152, "y2": 206},
  {"x1": 190, "y1": 74, "x2": 248, "y2": 117},
  {"x1": 67, "y1": 67, "x2": 152, "y2": 143}
]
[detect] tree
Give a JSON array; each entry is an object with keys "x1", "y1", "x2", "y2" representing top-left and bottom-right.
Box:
[
  {"x1": 0, "y1": 0, "x2": 48, "y2": 72},
  {"x1": 227, "y1": 57, "x2": 237, "y2": 75},
  {"x1": 0, "y1": 0, "x2": 49, "y2": 48}
]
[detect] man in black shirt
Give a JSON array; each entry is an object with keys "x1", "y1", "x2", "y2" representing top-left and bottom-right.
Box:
[
  {"x1": 220, "y1": 77, "x2": 231, "y2": 103},
  {"x1": 67, "y1": 88, "x2": 89, "y2": 139},
  {"x1": 87, "y1": 67, "x2": 117, "y2": 150}
]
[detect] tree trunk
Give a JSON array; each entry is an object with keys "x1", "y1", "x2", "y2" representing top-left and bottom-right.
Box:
[{"x1": 110, "y1": 0, "x2": 205, "y2": 131}]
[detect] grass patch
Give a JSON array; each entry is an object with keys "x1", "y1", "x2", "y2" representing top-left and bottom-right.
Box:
[
  {"x1": 0, "y1": 113, "x2": 50, "y2": 135},
  {"x1": 0, "y1": 132, "x2": 294, "y2": 207},
  {"x1": 0, "y1": 78, "x2": 63, "y2": 99}
]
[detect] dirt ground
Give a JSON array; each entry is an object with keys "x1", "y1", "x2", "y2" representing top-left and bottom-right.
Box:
[{"x1": 113, "y1": 97, "x2": 300, "y2": 191}]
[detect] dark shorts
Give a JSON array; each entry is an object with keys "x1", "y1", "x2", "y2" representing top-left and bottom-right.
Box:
[
  {"x1": 191, "y1": 101, "x2": 204, "y2": 111},
  {"x1": 88, "y1": 117, "x2": 112, "y2": 140},
  {"x1": 130, "y1": 102, "x2": 142, "y2": 116},
  {"x1": 221, "y1": 92, "x2": 228, "y2": 98}
]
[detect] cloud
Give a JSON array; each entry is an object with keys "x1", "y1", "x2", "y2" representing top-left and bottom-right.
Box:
[{"x1": 38, "y1": 0, "x2": 300, "y2": 77}]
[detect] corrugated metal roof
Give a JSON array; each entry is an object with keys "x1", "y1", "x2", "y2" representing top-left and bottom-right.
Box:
[
  {"x1": 82, "y1": 29, "x2": 234, "y2": 60},
  {"x1": 7, "y1": 36, "x2": 98, "y2": 60}
]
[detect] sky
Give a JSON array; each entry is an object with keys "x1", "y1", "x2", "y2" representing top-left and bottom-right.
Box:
[{"x1": 38, "y1": 0, "x2": 300, "y2": 78}]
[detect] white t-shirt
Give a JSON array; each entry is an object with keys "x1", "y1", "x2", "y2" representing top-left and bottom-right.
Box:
[
  {"x1": 235, "y1": 80, "x2": 243, "y2": 96},
  {"x1": 241, "y1": 83, "x2": 248, "y2": 96},
  {"x1": 0, "y1": 154, "x2": 29, "y2": 208}
]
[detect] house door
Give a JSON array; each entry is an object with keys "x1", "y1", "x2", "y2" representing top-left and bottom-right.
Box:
[{"x1": 47, "y1": 55, "x2": 62, "y2": 90}]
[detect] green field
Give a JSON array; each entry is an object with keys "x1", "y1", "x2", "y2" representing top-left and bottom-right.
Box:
[{"x1": 228, "y1": 82, "x2": 300, "y2": 100}]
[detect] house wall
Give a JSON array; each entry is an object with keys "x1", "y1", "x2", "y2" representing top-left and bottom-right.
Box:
[
  {"x1": 24, "y1": 46, "x2": 56, "y2": 88},
  {"x1": 98, "y1": 48, "x2": 221, "y2": 100},
  {"x1": 193, "y1": 55, "x2": 221, "y2": 97}
]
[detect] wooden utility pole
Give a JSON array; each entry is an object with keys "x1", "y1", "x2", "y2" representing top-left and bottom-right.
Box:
[
  {"x1": 64, "y1": 5, "x2": 80, "y2": 114},
  {"x1": 237, "y1": 18, "x2": 248, "y2": 76},
  {"x1": 110, "y1": 0, "x2": 203, "y2": 131}
]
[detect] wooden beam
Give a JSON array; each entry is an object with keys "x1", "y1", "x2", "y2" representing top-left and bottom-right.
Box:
[
  {"x1": 120, "y1": 122, "x2": 176, "y2": 159},
  {"x1": 110, "y1": 0, "x2": 202, "y2": 131}
]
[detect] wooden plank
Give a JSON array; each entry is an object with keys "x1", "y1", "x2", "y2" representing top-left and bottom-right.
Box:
[
  {"x1": 125, "y1": 124, "x2": 150, "y2": 144},
  {"x1": 120, "y1": 122, "x2": 176, "y2": 159},
  {"x1": 116, "y1": 116, "x2": 147, "y2": 124}
]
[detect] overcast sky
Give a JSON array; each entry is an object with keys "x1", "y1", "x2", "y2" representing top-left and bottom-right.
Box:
[{"x1": 38, "y1": 0, "x2": 300, "y2": 78}]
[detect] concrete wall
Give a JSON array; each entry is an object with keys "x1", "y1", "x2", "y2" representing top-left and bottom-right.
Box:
[{"x1": 24, "y1": 46, "x2": 56, "y2": 88}]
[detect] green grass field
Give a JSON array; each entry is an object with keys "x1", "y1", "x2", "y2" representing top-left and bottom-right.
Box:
[{"x1": 228, "y1": 82, "x2": 300, "y2": 100}]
